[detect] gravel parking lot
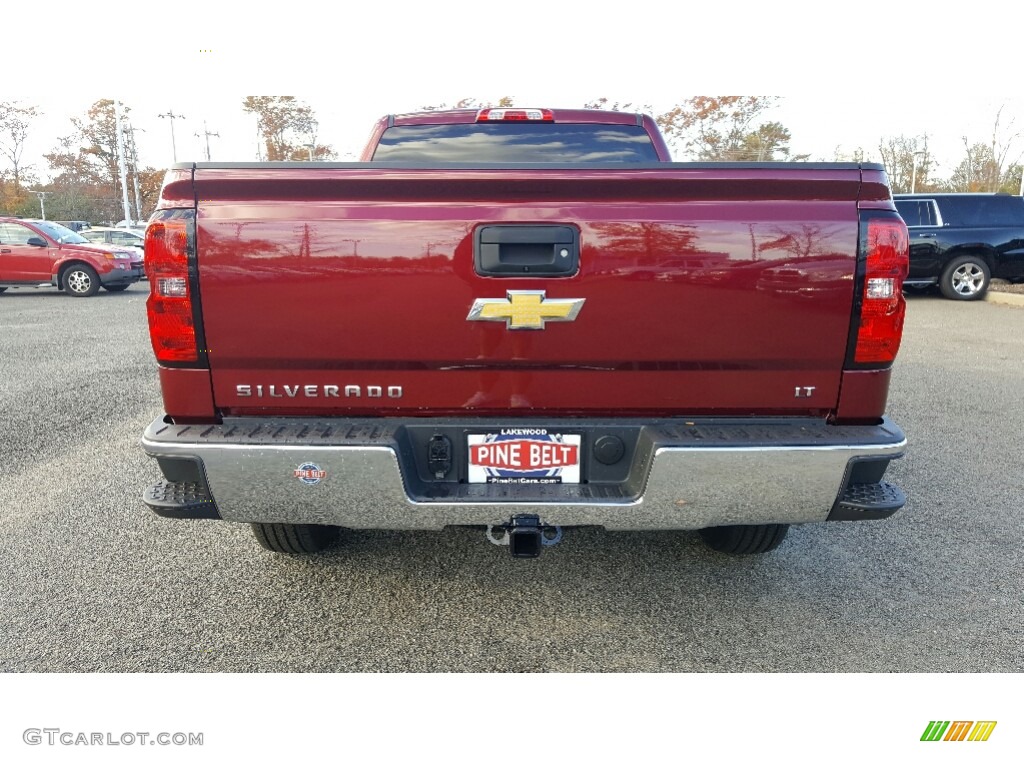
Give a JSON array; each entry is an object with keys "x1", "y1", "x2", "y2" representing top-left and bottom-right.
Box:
[{"x1": 0, "y1": 285, "x2": 1021, "y2": 672}]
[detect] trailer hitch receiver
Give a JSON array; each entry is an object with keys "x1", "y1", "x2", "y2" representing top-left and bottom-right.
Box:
[{"x1": 486, "y1": 515, "x2": 563, "y2": 558}]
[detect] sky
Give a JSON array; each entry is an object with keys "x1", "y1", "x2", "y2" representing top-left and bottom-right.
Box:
[{"x1": 6, "y1": 2, "x2": 1022, "y2": 182}]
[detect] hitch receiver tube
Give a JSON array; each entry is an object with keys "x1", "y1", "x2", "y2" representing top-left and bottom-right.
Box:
[{"x1": 509, "y1": 515, "x2": 543, "y2": 558}]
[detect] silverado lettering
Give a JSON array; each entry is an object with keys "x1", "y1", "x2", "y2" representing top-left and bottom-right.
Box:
[
  {"x1": 141, "y1": 107, "x2": 909, "y2": 560},
  {"x1": 236, "y1": 384, "x2": 404, "y2": 398}
]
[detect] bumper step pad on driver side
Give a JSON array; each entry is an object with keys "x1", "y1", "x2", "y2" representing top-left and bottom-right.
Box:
[
  {"x1": 143, "y1": 480, "x2": 221, "y2": 520},
  {"x1": 829, "y1": 481, "x2": 906, "y2": 521}
]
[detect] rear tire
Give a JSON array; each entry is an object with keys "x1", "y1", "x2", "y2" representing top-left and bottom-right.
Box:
[
  {"x1": 939, "y1": 255, "x2": 990, "y2": 300},
  {"x1": 62, "y1": 264, "x2": 100, "y2": 297},
  {"x1": 699, "y1": 523, "x2": 789, "y2": 555},
  {"x1": 251, "y1": 523, "x2": 341, "y2": 554}
]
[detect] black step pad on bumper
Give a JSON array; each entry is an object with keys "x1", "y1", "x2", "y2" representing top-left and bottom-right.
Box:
[
  {"x1": 144, "y1": 481, "x2": 221, "y2": 520},
  {"x1": 828, "y1": 481, "x2": 906, "y2": 521}
]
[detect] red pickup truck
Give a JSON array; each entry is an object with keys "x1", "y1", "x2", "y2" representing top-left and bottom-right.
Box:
[{"x1": 140, "y1": 108, "x2": 909, "y2": 559}]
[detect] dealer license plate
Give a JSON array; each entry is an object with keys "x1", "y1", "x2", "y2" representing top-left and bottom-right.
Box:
[{"x1": 467, "y1": 429, "x2": 582, "y2": 485}]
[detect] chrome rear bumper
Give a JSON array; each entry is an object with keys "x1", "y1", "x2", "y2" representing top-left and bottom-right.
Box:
[{"x1": 142, "y1": 416, "x2": 906, "y2": 530}]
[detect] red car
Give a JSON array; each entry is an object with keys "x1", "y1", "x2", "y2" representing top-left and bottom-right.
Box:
[{"x1": 0, "y1": 218, "x2": 144, "y2": 297}]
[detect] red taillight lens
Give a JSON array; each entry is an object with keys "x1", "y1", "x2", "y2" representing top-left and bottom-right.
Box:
[
  {"x1": 476, "y1": 108, "x2": 554, "y2": 122},
  {"x1": 854, "y1": 216, "x2": 909, "y2": 365},
  {"x1": 146, "y1": 215, "x2": 198, "y2": 363}
]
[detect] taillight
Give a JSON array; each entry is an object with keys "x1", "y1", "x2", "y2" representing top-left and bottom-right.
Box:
[
  {"x1": 476, "y1": 108, "x2": 554, "y2": 122},
  {"x1": 146, "y1": 211, "x2": 200, "y2": 364},
  {"x1": 853, "y1": 214, "x2": 909, "y2": 365}
]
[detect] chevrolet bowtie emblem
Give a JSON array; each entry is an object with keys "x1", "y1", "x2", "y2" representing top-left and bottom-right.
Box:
[{"x1": 467, "y1": 290, "x2": 586, "y2": 330}]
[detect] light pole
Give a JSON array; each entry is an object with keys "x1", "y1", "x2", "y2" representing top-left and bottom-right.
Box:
[
  {"x1": 911, "y1": 150, "x2": 926, "y2": 194},
  {"x1": 124, "y1": 123, "x2": 146, "y2": 224},
  {"x1": 158, "y1": 110, "x2": 186, "y2": 163},
  {"x1": 303, "y1": 143, "x2": 314, "y2": 161},
  {"x1": 26, "y1": 189, "x2": 50, "y2": 219},
  {"x1": 113, "y1": 99, "x2": 132, "y2": 226}
]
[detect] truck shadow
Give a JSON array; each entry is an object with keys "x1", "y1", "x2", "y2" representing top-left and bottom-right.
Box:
[{"x1": 220, "y1": 521, "x2": 940, "y2": 672}]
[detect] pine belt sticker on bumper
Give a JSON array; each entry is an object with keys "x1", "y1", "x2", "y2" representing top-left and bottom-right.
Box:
[
  {"x1": 467, "y1": 429, "x2": 581, "y2": 484},
  {"x1": 294, "y1": 462, "x2": 327, "y2": 485}
]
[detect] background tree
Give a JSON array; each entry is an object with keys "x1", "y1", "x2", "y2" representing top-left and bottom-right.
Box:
[
  {"x1": 70, "y1": 100, "x2": 144, "y2": 214},
  {"x1": 418, "y1": 96, "x2": 515, "y2": 111},
  {"x1": 878, "y1": 135, "x2": 934, "y2": 193},
  {"x1": 242, "y1": 97, "x2": 336, "y2": 161},
  {"x1": 0, "y1": 101, "x2": 40, "y2": 194},
  {"x1": 739, "y1": 121, "x2": 800, "y2": 161},
  {"x1": 45, "y1": 100, "x2": 149, "y2": 221},
  {"x1": 947, "y1": 141, "x2": 999, "y2": 192},
  {"x1": 41, "y1": 131, "x2": 115, "y2": 222},
  {"x1": 945, "y1": 107, "x2": 1021, "y2": 192},
  {"x1": 583, "y1": 97, "x2": 652, "y2": 113},
  {"x1": 35, "y1": 100, "x2": 161, "y2": 223},
  {"x1": 1003, "y1": 162, "x2": 1023, "y2": 195},
  {"x1": 655, "y1": 96, "x2": 806, "y2": 161},
  {"x1": 832, "y1": 145, "x2": 867, "y2": 163}
]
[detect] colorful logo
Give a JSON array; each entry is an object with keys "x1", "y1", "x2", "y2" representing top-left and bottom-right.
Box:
[
  {"x1": 467, "y1": 290, "x2": 585, "y2": 330},
  {"x1": 468, "y1": 430, "x2": 581, "y2": 484},
  {"x1": 293, "y1": 462, "x2": 327, "y2": 485},
  {"x1": 920, "y1": 721, "x2": 997, "y2": 742}
]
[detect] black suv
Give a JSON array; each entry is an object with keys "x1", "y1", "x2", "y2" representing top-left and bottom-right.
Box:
[{"x1": 893, "y1": 193, "x2": 1024, "y2": 300}]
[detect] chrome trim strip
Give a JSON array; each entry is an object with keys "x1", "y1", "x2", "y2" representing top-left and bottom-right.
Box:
[{"x1": 142, "y1": 433, "x2": 905, "y2": 531}]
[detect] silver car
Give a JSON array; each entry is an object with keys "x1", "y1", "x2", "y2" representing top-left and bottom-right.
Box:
[{"x1": 80, "y1": 227, "x2": 146, "y2": 263}]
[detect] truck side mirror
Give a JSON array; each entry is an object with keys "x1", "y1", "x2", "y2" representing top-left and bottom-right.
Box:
[{"x1": 27, "y1": 237, "x2": 47, "y2": 247}]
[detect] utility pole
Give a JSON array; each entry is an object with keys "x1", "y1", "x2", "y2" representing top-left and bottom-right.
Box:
[
  {"x1": 124, "y1": 123, "x2": 146, "y2": 224},
  {"x1": 113, "y1": 99, "x2": 132, "y2": 225},
  {"x1": 26, "y1": 189, "x2": 50, "y2": 220},
  {"x1": 158, "y1": 110, "x2": 185, "y2": 163},
  {"x1": 195, "y1": 121, "x2": 219, "y2": 162},
  {"x1": 911, "y1": 150, "x2": 926, "y2": 194}
]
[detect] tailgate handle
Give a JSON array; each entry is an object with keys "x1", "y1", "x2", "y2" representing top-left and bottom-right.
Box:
[{"x1": 474, "y1": 225, "x2": 579, "y2": 277}]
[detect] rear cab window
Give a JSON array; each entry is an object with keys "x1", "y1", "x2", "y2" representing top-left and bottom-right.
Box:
[{"x1": 372, "y1": 123, "x2": 661, "y2": 163}]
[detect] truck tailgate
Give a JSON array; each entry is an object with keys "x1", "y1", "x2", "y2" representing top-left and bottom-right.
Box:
[{"x1": 191, "y1": 166, "x2": 863, "y2": 417}]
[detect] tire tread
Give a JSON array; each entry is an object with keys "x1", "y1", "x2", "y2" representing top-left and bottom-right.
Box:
[
  {"x1": 699, "y1": 523, "x2": 789, "y2": 555},
  {"x1": 251, "y1": 523, "x2": 339, "y2": 554}
]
